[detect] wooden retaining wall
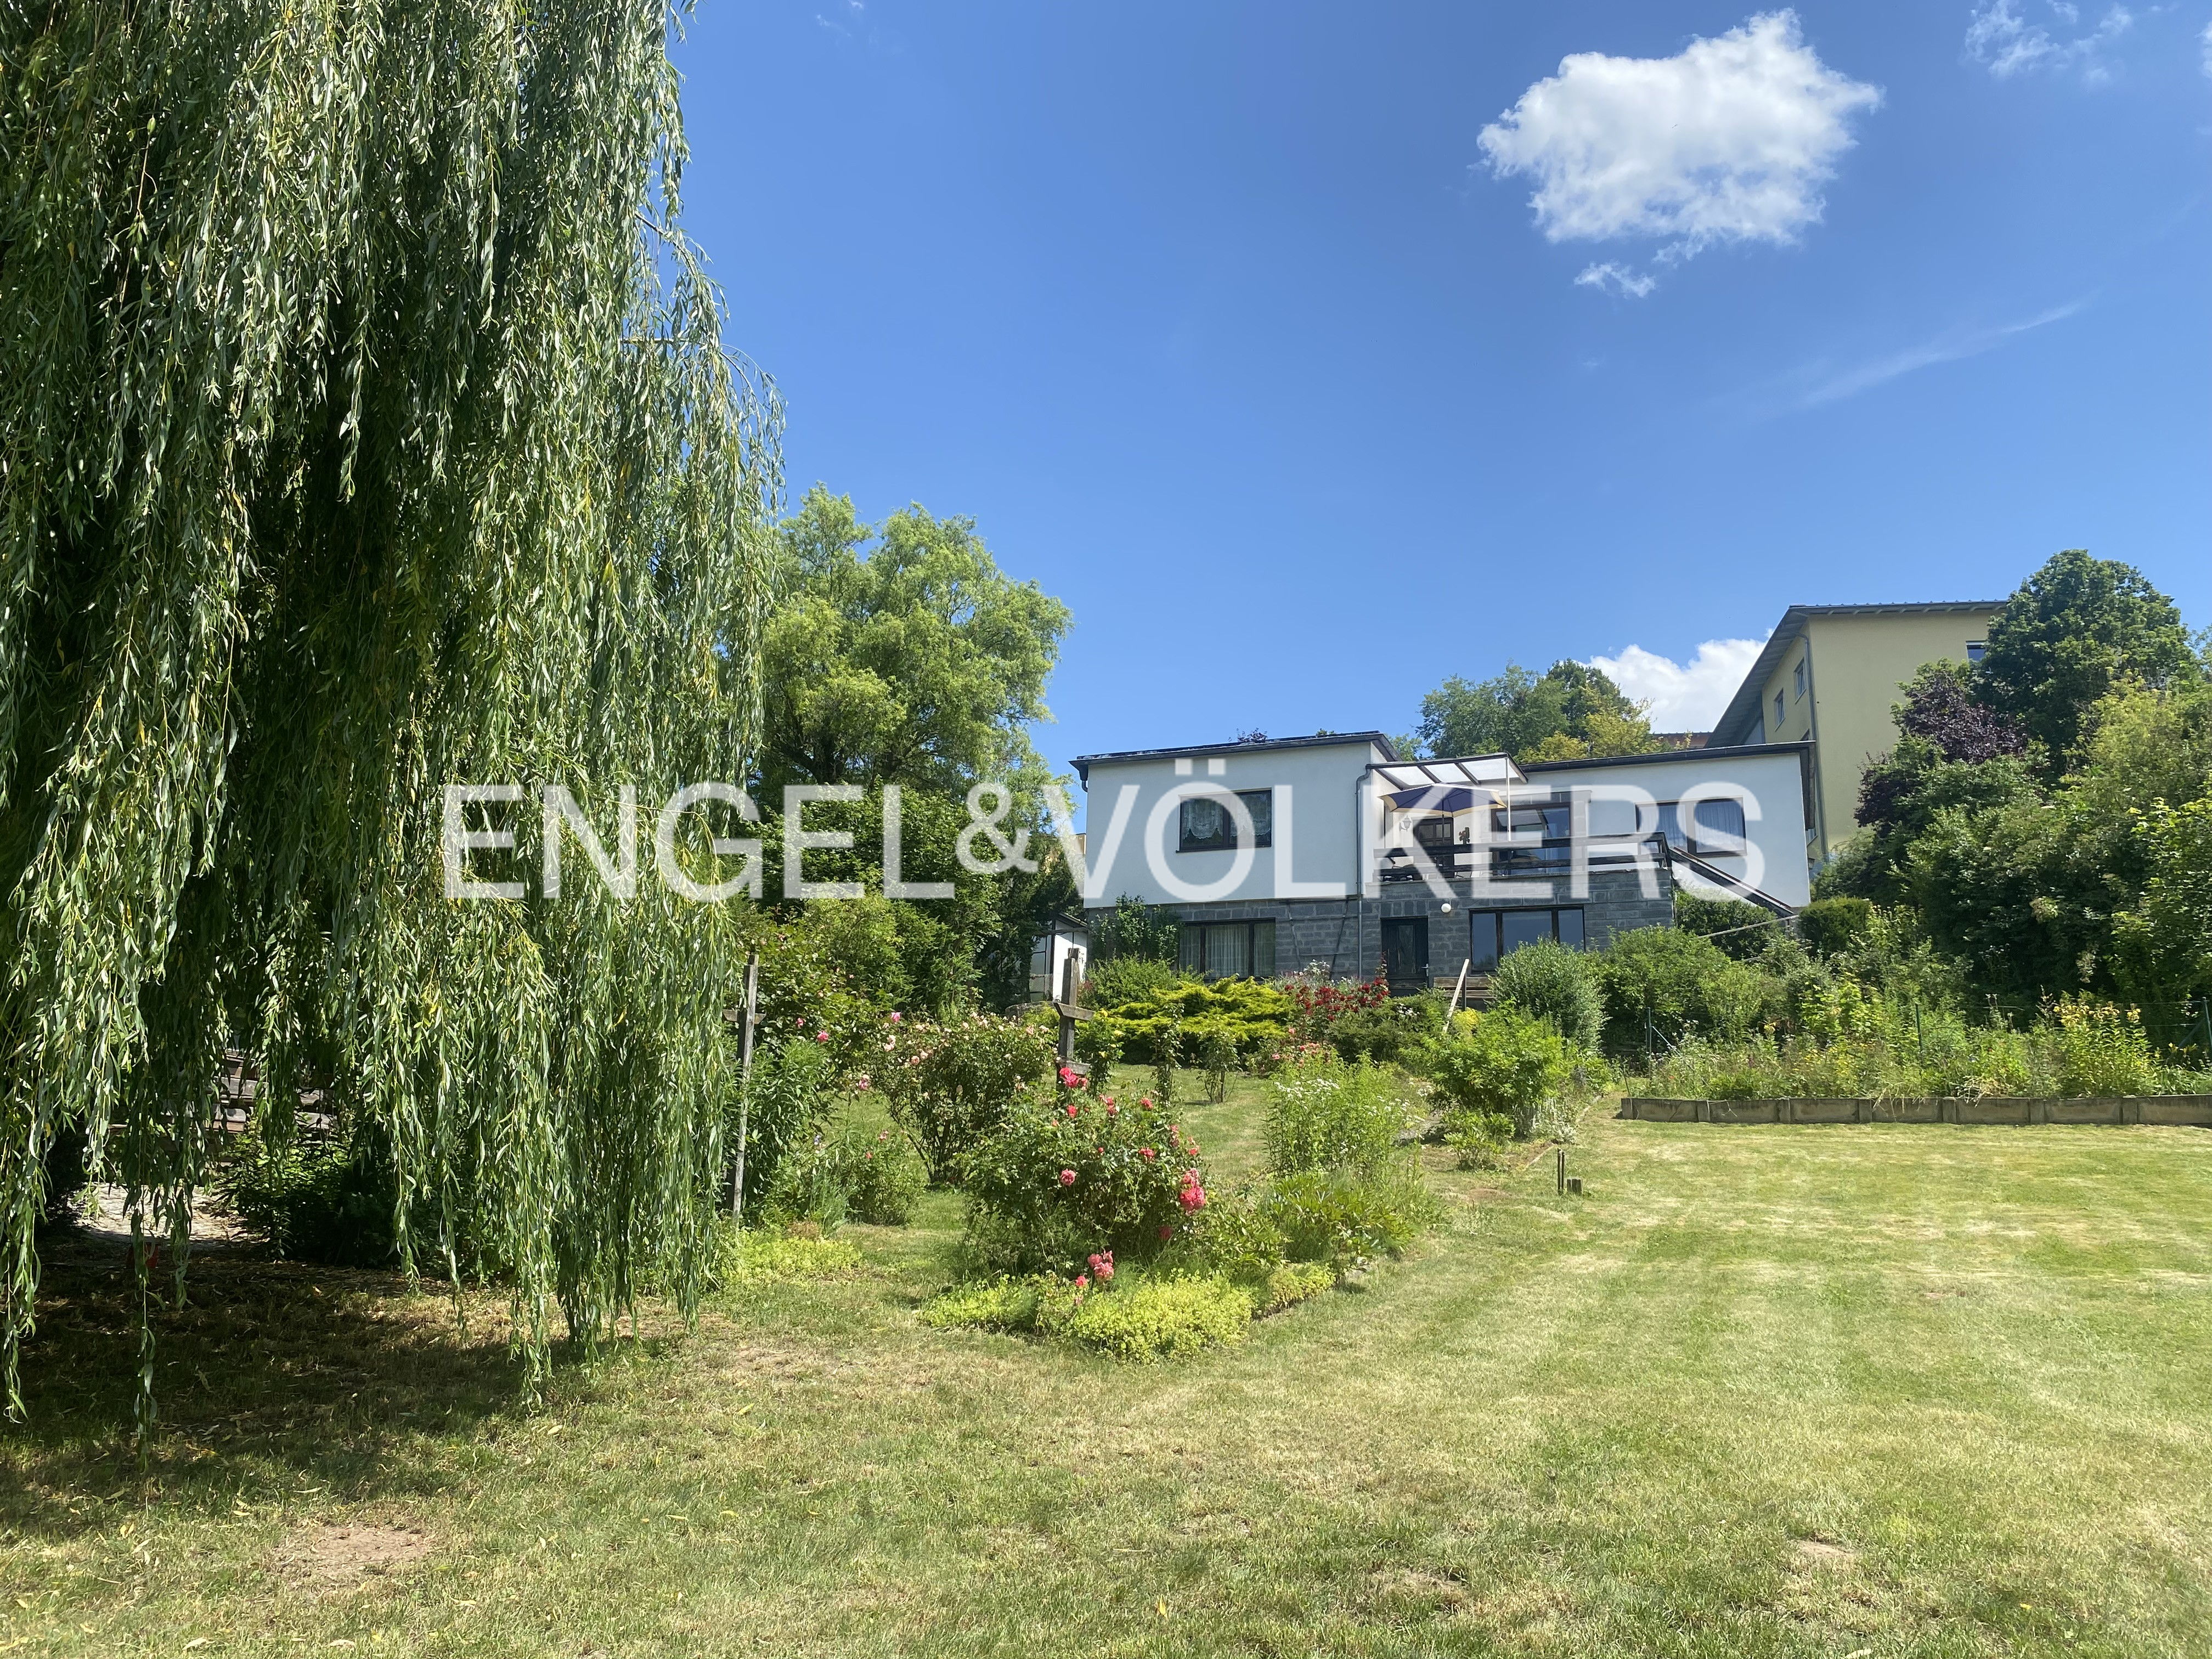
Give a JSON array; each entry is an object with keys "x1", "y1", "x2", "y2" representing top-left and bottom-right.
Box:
[{"x1": 1617, "y1": 1096, "x2": 2212, "y2": 1126}]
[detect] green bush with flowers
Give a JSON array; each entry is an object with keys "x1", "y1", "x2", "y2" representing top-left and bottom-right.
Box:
[
  {"x1": 873, "y1": 1009, "x2": 1057, "y2": 1184},
  {"x1": 957, "y1": 1074, "x2": 1211, "y2": 1278}
]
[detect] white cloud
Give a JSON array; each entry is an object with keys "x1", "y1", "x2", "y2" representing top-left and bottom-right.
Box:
[
  {"x1": 2202, "y1": 19, "x2": 2212, "y2": 78},
  {"x1": 1793, "y1": 301, "x2": 2086, "y2": 408},
  {"x1": 1588, "y1": 639, "x2": 1769, "y2": 731},
  {"x1": 1574, "y1": 262, "x2": 1656, "y2": 298},
  {"x1": 1477, "y1": 12, "x2": 1880, "y2": 295},
  {"x1": 1965, "y1": 1, "x2": 2134, "y2": 83}
]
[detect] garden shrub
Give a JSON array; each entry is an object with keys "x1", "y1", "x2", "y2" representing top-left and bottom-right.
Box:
[
  {"x1": 219, "y1": 1126, "x2": 404, "y2": 1267},
  {"x1": 921, "y1": 1268, "x2": 1259, "y2": 1360},
  {"x1": 876, "y1": 1010, "x2": 1057, "y2": 1184},
  {"x1": 770, "y1": 1127, "x2": 928, "y2": 1227},
  {"x1": 1102, "y1": 977, "x2": 1292, "y2": 1065},
  {"x1": 1427, "y1": 1009, "x2": 1575, "y2": 1139},
  {"x1": 1256, "y1": 1261, "x2": 1335, "y2": 1314},
  {"x1": 1799, "y1": 896, "x2": 1875, "y2": 957},
  {"x1": 1673, "y1": 890, "x2": 1780, "y2": 960},
  {"x1": 1487, "y1": 939, "x2": 1604, "y2": 1048},
  {"x1": 1317, "y1": 997, "x2": 1443, "y2": 1066},
  {"x1": 1073, "y1": 1008, "x2": 1125, "y2": 1092},
  {"x1": 1085, "y1": 955, "x2": 1180, "y2": 1010},
  {"x1": 716, "y1": 1226, "x2": 866, "y2": 1288},
  {"x1": 1592, "y1": 926, "x2": 1736, "y2": 1054},
  {"x1": 1049, "y1": 1272, "x2": 1254, "y2": 1361},
  {"x1": 1092, "y1": 894, "x2": 1181, "y2": 964},
  {"x1": 1443, "y1": 1108, "x2": 1515, "y2": 1170},
  {"x1": 1151, "y1": 1020, "x2": 1181, "y2": 1104},
  {"x1": 730, "y1": 1035, "x2": 839, "y2": 1214},
  {"x1": 836, "y1": 1128, "x2": 928, "y2": 1224},
  {"x1": 1154, "y1": 1183, "x2": 1287, "y2": 1284},
  {"x1": 2052, "y1": 998, "x2": 2163, "y2": 1097},
  {"x1": 958, "y1": 1082, "x2": 1210, "y2": 1276},
  {"x1": 1263, "y1": 1056, "x2": 1412, "y2": 1175},
  {"x1": 1197, "y1": 1029, "x2": 1238, "y2": 1103},
  {"x1": 1261, "y1": 1167, "x2": 1442, "y2": 1271},
  {"x1": 918, "y1": 1276, "x2": 1042, "y2": 1333},
  {"x1": 763, "y1": 1134, "x2": 849, "y2": 1231}
]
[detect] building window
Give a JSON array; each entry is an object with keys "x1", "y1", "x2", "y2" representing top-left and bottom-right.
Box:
[
  {"x1": 1966, "y1": 640, "x2": 1986, "y2": 663},
  {"x1": 1773, "y1": 690, "x2": 1786, "y2": 729},
  {"x1": 1657, "y1": 798, "x2": 1748, "y2": 857},
  {"x1": 1178, "y1": 788, "x2": 1272, "y2": 852},
  {"x1": 1487, "y1": 796, "x2": 1649, "y2": 878},
  {"x1": 1178, "y1": 919, "x2": 1276, "y2": 979},
  {"x1": 1792, "y1": 658, "x2": 1807, "y2": 700},
  {"x1": 1470, "y1": 907, "x2": 1584, "y2": 971}
]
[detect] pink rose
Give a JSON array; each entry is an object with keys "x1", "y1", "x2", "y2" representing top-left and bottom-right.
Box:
[
  {"x1": 1058, "y1": 1169, "x2": 1076, "y2": 1187},
  {"x1": 1065, "y1": 1102, "x2": 1080, "y2": 1119},
  {"x1": 1105, "y1": 1104, "x2": 1119, "y2": 1117},
  {"x1": 1074, "y1": 1274, "x2": 1089, "y2": 1290},
  {"x1": 888, "y1": 1011, "x2": 903, "y2": 1023},
  {"x1": 1140, "y1": 1148, "x2": 1155, "y2": 1161},
  {"x1": 814, "y1": 1031, "x2": 829, "y2": 1043}
]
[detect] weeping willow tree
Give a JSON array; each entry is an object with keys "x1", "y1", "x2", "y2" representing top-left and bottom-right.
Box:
[{"x1": 0, "y1": 0, "x2": 781, "y2": 1415}]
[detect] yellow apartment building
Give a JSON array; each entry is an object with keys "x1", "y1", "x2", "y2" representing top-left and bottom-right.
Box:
[{"x1": 1708, "y1": 601, "x2": 2004, "y2": 871}]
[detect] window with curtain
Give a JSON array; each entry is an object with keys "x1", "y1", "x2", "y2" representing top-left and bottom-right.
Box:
[
  {"x1": 1178, "y1": 788, "x2": 1273, "y2": 852},
  {"x1": 1657, "y1": 798, "x2": 1748, "y2": 855},
  {"x1": 1178, "y1": 919, "x2": 1277, "y2": 979}
]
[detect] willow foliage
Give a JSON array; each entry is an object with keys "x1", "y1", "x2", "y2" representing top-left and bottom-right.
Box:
[{"x1": 0, "y1": 0, "x2": 781, "y2": 1411}]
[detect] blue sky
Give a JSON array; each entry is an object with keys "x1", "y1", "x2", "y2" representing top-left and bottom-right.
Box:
[{"x1": 675, "y1": 2, "x2": 2211, "y2": 772}]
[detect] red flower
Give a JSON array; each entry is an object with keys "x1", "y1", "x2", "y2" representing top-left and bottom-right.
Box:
[
  {"x1": 1138, "y1": 1097, "x2": 1153, "y2": 1109},
  {"x1": 1065, "y1": 1102, "x2": 1080, "y2": 1119},
  {"x1": 1105, "y1": 1103, "x2": 1119, "y2": 1117},
  {"x1": 1139, "y1": 1148, "x2": 1155, "y2": 1161},
  {"x1": 1074, "y1": 1274, "x2": 1090, "y2": 1290},
  {"x1": 814, "y1": 1031, "x2": 830, "y2": 1043},
  {"x1": 1058, "y1": 1169, "x2": 1076, "y2": 1187}
]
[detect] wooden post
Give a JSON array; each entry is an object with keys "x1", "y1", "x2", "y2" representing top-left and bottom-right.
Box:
[
  {"x1": 731, "y1": 953, "x2": 760, "y2": 1218},
  {"x1": 1445, "y1": 958, "x2": 1470, "y2": 1022},
  {"x1": 1058, "y1": 950, "x2": 1079, "y2": 1067}
]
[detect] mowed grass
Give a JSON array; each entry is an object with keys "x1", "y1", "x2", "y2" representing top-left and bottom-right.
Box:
[{"x1": 8, "y1": 1081, "x2": 2212, "y2": 1657}]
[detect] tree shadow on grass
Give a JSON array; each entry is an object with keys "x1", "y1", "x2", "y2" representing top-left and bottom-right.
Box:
[{"x1": 4, "y1": 1225, "x2": 649, "y2": 1541}]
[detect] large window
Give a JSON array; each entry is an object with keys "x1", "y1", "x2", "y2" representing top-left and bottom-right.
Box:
[
  {"x1": 1178, "y1": 788, "x2": 1273, "y2": 853},
  {"x1": 1179, "y1": 919, "x2": 1277, "y2": 979},
  {"x1": 1657, "y1": 798, "x2": 1747, "y2": 856},
  {"x1": 1469, "y1": 907, "x2": 1584, "y2": 972},
  {"x1": 1487, "y1": 797, "x2": 1645, "y2": 878}
]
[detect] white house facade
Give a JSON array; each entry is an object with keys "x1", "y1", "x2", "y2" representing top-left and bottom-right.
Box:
[{"x1": 1072, "y1": 731, "x2": 1815, "y2": 990}]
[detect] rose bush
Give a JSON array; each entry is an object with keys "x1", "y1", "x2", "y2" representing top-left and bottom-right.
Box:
[
  {"x1": 874, "y1": 1010, "x2": 1057, "y2": 1183},
  {"x1": 958, "y1": 1080, "x2": 1209, "y2": 1277}
]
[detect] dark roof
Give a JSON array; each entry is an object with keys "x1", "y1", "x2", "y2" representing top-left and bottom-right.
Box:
[
  {"x1": 1520, "y1": 741, "x2": 1814, "y2": 773},
  {"x1": 1709, "y1": 601, "x2": 2005, "y2": 746},
  {"x1": 1074, "y1": 731, "x2": 1398, "y2": 784}
]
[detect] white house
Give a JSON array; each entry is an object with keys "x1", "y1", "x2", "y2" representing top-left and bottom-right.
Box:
[{"x1": 1072, "y1": 731, "x2": 1814, "y2": 989}]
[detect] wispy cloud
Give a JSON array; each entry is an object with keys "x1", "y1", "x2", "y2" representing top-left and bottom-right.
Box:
[
  {"x1": 1575, "y1": 262, "x2": 1656, "y2": 299},
  {"x1": 1966, "y1": 1, "x2": 2134, "y2": 84},
  {"x1": 1792, "y1": 301, "x2": 2089, "y2": 409}
]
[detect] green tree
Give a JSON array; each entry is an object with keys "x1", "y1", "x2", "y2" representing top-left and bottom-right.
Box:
[
  {"x1": 762, "y1": 486, "x2": 1070, "y2": 793},
  {"x1": 1415, "y1": 661, "x2": 1657, "y2": 762},
  {"x1": 1975, "y1": 550, "x2": 2196, "y2": 766},
  {"x1": 1, "y1": 0, "x2": 778, "y2": 1406}
]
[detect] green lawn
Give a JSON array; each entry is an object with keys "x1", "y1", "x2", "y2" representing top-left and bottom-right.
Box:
[{"x1": 9, "y1": 1080, "x2": 2212, "y2": 1657}]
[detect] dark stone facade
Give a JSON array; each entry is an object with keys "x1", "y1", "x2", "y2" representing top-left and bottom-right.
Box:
[{"x1": 1085, "y1": 867, "x2": 1674, "y2": 984}]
